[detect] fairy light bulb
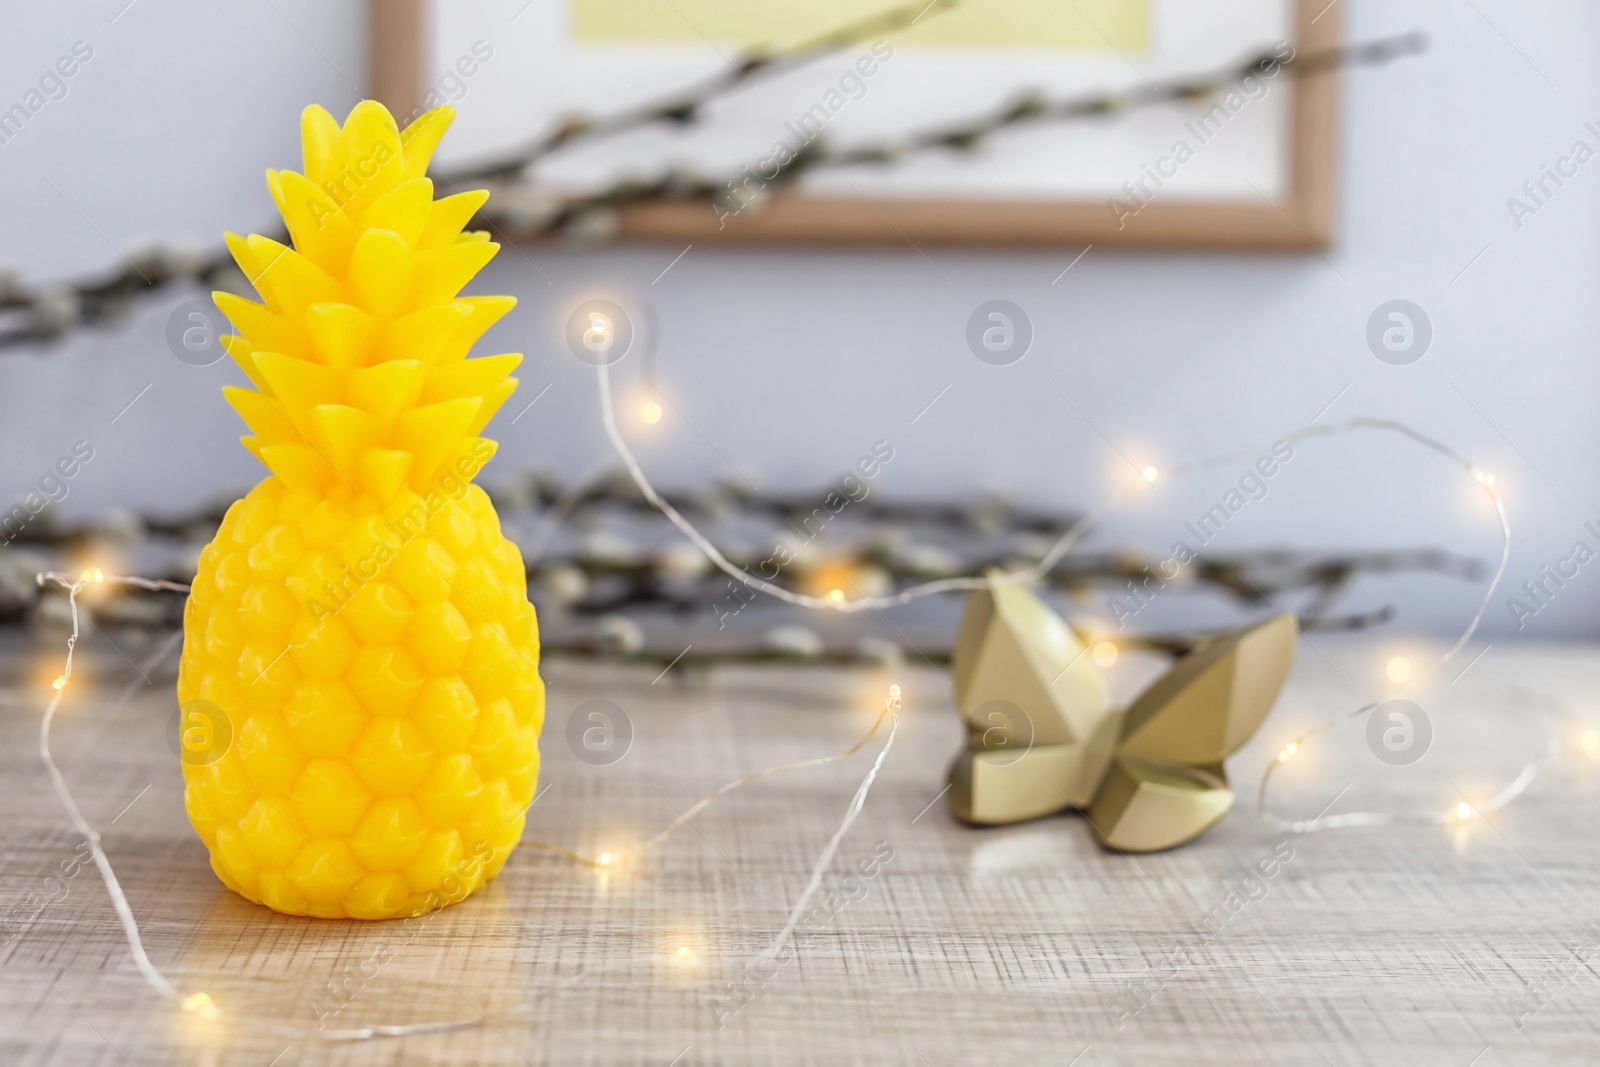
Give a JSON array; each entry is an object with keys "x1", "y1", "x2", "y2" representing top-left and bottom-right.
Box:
[
  {"x1": 80, "y1": 566, "x2": 104, "y2": 584},
  {"x1": 51, "y1": 675, "x2": 67, "y2": 691},
  {"x1": 1455, "y1": 802, "x2": 1473, "y2": 822},
  {"x1": 828, "y1": 588, "x2": 845, "y2": 603},
  {"x1": 1583, "y1": 729, "x2": 1600, "y2": 756},
  {"x1": 1141, "y1": 465, "x2": 1159, "y2": 484},
  {"x1": 597, "y1": 852, "x2": 613, "y2": 866},
  {"x1": 1386, "y1": 656, "x2": 1411, "y2": 684},
  {"x1": 1472, "y1": 468, "x2": 1496, "y2": 488},
  {"x1": 1092, "y1": 641, "x2": 1118, "y2": 668},
  {"x1": 1277, "y1": 741, "x2": 1299, "y2": 763},
  {"x1": 641, "y1": 400, "x2": 662, "y2": 424},
  {"x1": 182, "y1": 992, "x2": 219, "y2": 1020},
  {"x1": 581, "y1": 312, "x2": 615, "y2": 357}
]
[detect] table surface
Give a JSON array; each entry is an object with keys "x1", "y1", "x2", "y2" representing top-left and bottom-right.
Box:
[{"x1": 1, "y1": 626, "x2": 1598, "y2": 1067}]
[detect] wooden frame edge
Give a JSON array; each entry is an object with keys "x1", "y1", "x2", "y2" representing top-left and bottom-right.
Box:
[
  {"x1": 368, "y1": 0, "x2": 424, "y2": 119},
  {"x1": 377, "y1": 0, "x2": 1340, "y2": 250}
]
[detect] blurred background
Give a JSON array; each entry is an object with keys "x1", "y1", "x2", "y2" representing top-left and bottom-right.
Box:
[{"x1": 0, "y1": 0, "x2": 1594, "y2": 645}]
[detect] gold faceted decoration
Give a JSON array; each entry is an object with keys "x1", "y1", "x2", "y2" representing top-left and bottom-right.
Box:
[{"x1": 946, "y1": 580, "x2": 1295, "y2": 852}]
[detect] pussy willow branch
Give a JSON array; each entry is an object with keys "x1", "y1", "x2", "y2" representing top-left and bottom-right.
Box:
[
  {"x1": 8, "y1": 600, "x2": 1430, "y2": 671},
  {"x1": 451, "y1": 0, "x2": 962, "y2": 181},
  {"x1": 0, "y1": 32, "x2": 1425, "y2": 351},
  {"x1": 0, "y1": 247, "x2": 242, "y2": 350},
  {"x1": 8, "y1": 475, "x2": 1477, "y2": 665},
  {"x1": 3, "y1": 543, "x2": 1477, "y2": 619},
  {"x1": 0, "y1": 0, "x2": 959, "y2": 352},
  {"x1": 6, "y1": 498, "x2": 1478, "y2": 649},
  {"x1": 0, "y1": 473, "x2": 1099, "y2": 546},
  {"x1": 477, "y1": 32, "x2": 1427, "y2": 237},
  {"x1": 537, "y1": 547, "x2": 1474, "y2": 618}
]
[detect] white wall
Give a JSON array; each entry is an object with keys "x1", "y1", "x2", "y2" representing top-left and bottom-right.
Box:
[{"x1": 0, "y1": 0, "x2": 1594, "y2": 638}]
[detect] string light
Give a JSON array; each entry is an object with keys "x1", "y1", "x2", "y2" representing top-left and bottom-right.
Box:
[
  {"x1": 34, "y1": 568, "x2": 903, "y2": 1044},
  {"x1": 1251, "y1": 417, "x2": 1522, "y2": 834},
  {"x1": 1455, "y1": 802, "x2": 1474, "y2": 822},
  {"x1": 641, "y1": 400, "x2": 662, "y2": 424},
  {"x1": 1141, "y1": 466, "x2": 1159, "y2": 484},
  {"x1": 597, "y1": 365, "x2": 1542, "y2": 843},
  {"x1": 1277, "y1": 742, "x2": 1299, "y2": 763},
  {"x1": 8, "y1": 18, "x2": 1430, "y2": 1048},
  {"x1": 828, "y1": 588, "x2": 846, "y2": 603},
  {"x1": 600, "y1": 366, "x2": 1500, "y2": 626},
  {"x1": 14, "y1": 321, "x2": 1539, "y2": 1043},
  {"x1": 1583, "y1": 729, "x2": 1599, "y2": 756}
]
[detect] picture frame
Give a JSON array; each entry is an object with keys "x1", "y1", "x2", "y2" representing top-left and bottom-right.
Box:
[{"x1": 369, "y1": 0, "x2": 1338, "y2": 249}]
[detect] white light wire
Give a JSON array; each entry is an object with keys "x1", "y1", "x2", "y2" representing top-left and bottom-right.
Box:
[
  {"x1": 34, "y1": 570, "x2": 900, "y2": 1043},
  {"x1": 597, "y1": 365, "x2": 1546, "y2": 837},
  {"x1": 25, "y1": 377, "x2": 1549, "y2": 1042}
]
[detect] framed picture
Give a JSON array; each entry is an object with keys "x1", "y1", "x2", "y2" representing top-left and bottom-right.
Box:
[{"x1": 370, "y1": 0, "x2": 1338, "y2": 248}]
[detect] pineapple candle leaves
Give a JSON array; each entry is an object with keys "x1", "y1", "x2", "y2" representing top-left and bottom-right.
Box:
[
  {"x1": 180, "y1": 101, "x2": 544, "y2": 920},
  {"x1": 217, "y1": 102, "x2": 517, "y2": 498}
]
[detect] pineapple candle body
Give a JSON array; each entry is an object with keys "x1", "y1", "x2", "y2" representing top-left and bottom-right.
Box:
[{"x1": 177, "y1": 102, "x2": 543, "y2": 919}]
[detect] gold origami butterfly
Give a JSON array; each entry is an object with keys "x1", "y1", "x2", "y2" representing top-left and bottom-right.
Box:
[{"x1": 946, "y1": 581, "x2": 1296, "y2": 851}]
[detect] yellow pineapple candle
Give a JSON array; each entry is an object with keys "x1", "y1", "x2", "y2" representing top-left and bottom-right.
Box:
[{"x1": 177, "y1": 101, "x2": 543, "y2": 919}]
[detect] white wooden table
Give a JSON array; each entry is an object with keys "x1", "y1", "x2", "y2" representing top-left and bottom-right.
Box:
[{"x1": 1, "y1": 629, "x2": 1597, "y2": 1065}]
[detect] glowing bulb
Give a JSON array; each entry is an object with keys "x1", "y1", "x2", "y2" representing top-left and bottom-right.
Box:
[
  {"x1": 51, "y1": 675, "x2": 67, "y2": 691},
  {"x1": 582, "y1": 313, "x2": 615, "y2": 355},
  {"x1": 1141, "y1": 466, "x2": 1159, "y2": 483},
  {"x1": 641, "y1": 400, "x2": 662, "y2": 424},
  {"x1": 1386, "y1": 656, "x2": 1411, "y2": 684},
  {"x1": 1473, "y1": 468, "x2": 1495, "y2": 488},
  {"x1": 182, "y1": 992, "x2": 218, "y2": 1020},
  {"x1": 676, "y1": 946, "x2": 691, "y2": 958},
  {"x1": 597, "y1": 852, "x2": 613, "y2": 866},
  {"x1": 1455, "y1": 802, "x2": 1473, "y2": 821},
  {"x1": 1582, "y1": 729, "x2": 1599, "y2": 755},
  {"x1": 828, "y1": 588, "x2": 845, "y2": 603},
  {"x1": 80, "y1": 566, "x2": 104, "y2": 583},
  {"x1": 1092, "y1": 641, "x2": 1118, "y2": 668}
]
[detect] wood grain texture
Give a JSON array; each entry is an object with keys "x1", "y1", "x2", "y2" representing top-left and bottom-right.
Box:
[{"x1": 2, "y1": 631, "x2": 1597, "y2": 1065}]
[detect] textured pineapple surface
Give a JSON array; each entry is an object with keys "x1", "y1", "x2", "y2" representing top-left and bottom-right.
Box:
[{"x1": 176, "y1": 101, "x2": 543, "y2": 919}]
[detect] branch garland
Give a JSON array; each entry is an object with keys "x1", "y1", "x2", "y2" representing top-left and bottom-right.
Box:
[
  {"x1": 452, "y1": 0, "x2": 963, "y2": 180},
  {"x1": 3, "y1": 468, "x2": 1480, "y2": 670},
  {"x1": 471, "y1": 32, "x2": 1427, "y2": 238},
  {"x1": 0, "y1": 0, "x2": 957, "y2": 352},
  {"x1": 0, "y1": 28, "x2": 1425, "y2": 351},
  {"x1": 0, "y1": 20, "x2": 1447, "y2": 652}
]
